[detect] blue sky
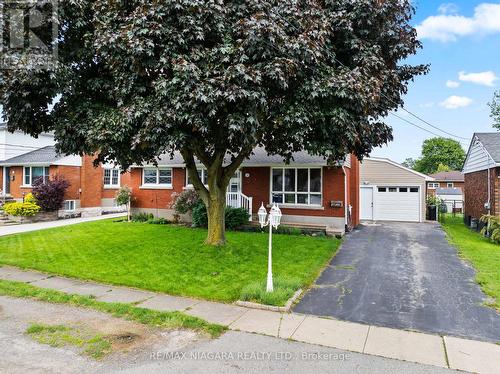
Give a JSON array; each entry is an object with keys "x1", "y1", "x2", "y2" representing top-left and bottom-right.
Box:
[{"x1": 372, "y1": 1, "x2": 500, "y2": 162}]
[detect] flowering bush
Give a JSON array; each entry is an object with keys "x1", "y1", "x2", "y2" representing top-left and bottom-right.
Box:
[
  {"x1": 3, "y1": 202, "x2": 41, "y2": 217},
  {"x1": 24, "y1": 193, "x2": 37, "y2": 204},
  {"x1": 32, "y1": 176, "x2": 70, "y2": 212},
  {"x1": 171, "y1": 189, "x2": 200, "y2": 215}
]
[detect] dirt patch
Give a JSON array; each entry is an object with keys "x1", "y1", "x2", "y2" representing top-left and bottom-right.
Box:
[{"x1": 0, "y1": 295, "x2": 207, "y2": 372}]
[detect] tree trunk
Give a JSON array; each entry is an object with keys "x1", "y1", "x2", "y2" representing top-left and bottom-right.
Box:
[{"x1": 205, "y1": 186, "x2": 226, "y2": 246}]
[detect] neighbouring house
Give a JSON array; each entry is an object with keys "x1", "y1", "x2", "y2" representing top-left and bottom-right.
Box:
[
  {"x1": 1, "y1": 124, "x2": 55, "y2": 197},
  {"x1": 427, "y1": 171, "x2": 464, "y2": 213},
  {"x1": 463, "y1": 133, "x2": 500, "y2": 227},
  {"x1": 128, "y1": 148, "x2": 360, "y2": 236},
  {"x1": 359, "y1": 157, "x2": 434, "y2": 223},
  {"x1": 0, "y1": 144, "x2": 129, "y2": 217},
  {"x1": 427, "y1": 171, "x2": 465, "y2": 195}
]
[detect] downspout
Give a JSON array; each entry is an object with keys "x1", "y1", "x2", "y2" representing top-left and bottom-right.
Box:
[{"x1": 342, "y1": 165, "x2": 351, "y2": 231}]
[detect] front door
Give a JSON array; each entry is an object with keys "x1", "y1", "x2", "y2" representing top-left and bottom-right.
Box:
[
  {"x1": 3, "y1": 167, "x2": 10, "y2": 195},
  {"x1": 360, "y1": 186, "x2": 374, "y2": 220}
]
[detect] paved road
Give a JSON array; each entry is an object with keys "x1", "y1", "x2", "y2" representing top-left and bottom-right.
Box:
[
  {"x1": 0, "y1": 296, "x2": 453, "y2": 374},
  {"x1": 294, "y1": 221, "x2": 500, "y2": 342}
]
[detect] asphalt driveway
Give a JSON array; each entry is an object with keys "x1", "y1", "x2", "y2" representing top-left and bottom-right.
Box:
[{"x1": 294, "y1": 221, "x2": 500, "y2": 342}]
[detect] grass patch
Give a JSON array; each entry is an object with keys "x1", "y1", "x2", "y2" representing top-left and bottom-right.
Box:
[
  {"x1": 0, "y1": 279, "x2": 225, "y2": 337},
  {"x1": 441, "y1": 214, "x2": 500, "y2": 310},
  {"x1": 0, "y1": 219, "x2": 340, "y2": 303},
  {"x1": 239, "y1": 277, "x2": 302, "y2": 306},
  {"x1": 26, "y1": 323, "x2": 112, "y2": 359}
]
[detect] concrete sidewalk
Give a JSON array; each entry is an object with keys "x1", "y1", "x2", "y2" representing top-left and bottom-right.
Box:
[
  {"x1": 0, "y1": 213, "x2": 126, "y2": 237},
  {"x1": 1, "y1": 265, "x2": 499, "y2": 374}
]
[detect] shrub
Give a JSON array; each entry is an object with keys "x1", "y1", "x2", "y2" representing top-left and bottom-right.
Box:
[
  {"x1": 131, "y1": 212, "x2": 154, "y2": 222},
  {"x1": 171, "y1": 189, "x2": 200, "y2": 214},
  {"x1": 191, "y1": 202, "x2": 249, "y2": 229},
  {"x1": 191, "y1": 201, "x2": 208, "y2": 227},
  {"x1": 32, "y1": 177, "x2": 70, "y2": 212},
  {"x1": 147, "y1": 217, "x2": 170, "y2": 225},
  {"x1": 24, "y1": 193, "x2": 37, "y2": 204},
  {"x1": 480, "y1": 215, "x2": 500, "y2": 243},
  {"x1": 3, "y1": 202, "x2": 41, "y2": 217},
  {"x1": 240, "y1": 277, "x2": 302, "y2": 306}
]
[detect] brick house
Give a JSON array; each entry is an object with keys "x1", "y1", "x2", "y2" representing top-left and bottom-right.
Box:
[
  {"x1": 0, "y1": 145, "x2": 128, "y2": 216},
  {"x1": 463, "y1": 133, "x2": 500, "y2": 226},
  {"x1": 427, "y1": 171, "x2": 464, "y2": 195},
  {"x1": 128, "y1": 148, "x2": 360, "y2": 235}
]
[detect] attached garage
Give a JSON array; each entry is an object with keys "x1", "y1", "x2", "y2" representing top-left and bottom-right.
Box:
[{"x1": 360, "y1": 158, "x2": 433, "y2": 223}]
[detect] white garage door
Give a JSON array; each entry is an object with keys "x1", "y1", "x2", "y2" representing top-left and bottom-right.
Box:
[{"x1": 361, "y1": 186, "x2": 421, "y2": 222}]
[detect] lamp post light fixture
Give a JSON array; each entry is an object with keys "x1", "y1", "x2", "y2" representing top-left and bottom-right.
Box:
[{"x1": 258, "y1": 202, "x2": 282, "y2": 292}]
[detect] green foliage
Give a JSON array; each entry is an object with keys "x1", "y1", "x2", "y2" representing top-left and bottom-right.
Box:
[
  {"x1": 480, "y1": 215, "x2": 500, "y2": 243},
  {"x1": 240, "y1": 277, "x2": 302, "y2": 306},
  {"x1": 402, "y1": 158, "x2": 416, "y2": 169},
  {"x1": 192, "y1": 202, "x2": 249, "y2": 230},
  {"x1": 3, "y1": 202, "x2": 41, "y2": 217},
  {"x1": 436, "y1": 163, "x2": 452, "y2": 173},
  {"x1": 426, "y1": 195, "x2": 443, "y2": 206},
  {"x1": 131, "y1": 212, "x2": 154, "y2": 222},
  {"x1": 413, "y1": 138, "x2": 466, "y2": 174},
  {"x1": 115, "y1": 186, "x2": 133, "y2": 206},
  {"x1": 171, "y1": 189, "x2": 200, "y2": 215},
  {"x1": 224, "y1": 207, "x2": 250, "y2": 229},
  {"x1": 0, "y1": 0, "x2": 427, "y2": 242},
  {"x1": 191, "y1": 201, "x2": 208, "y2": 228},
  {"x1": 147, "y1": 217, "x2": 170, "y2": 225},
  {"x1": 0, "y1": 279, "x2": 225, "y2": 338},
  {"x1": 490, "y1": 91, "x2": 500, "y2": 130}
]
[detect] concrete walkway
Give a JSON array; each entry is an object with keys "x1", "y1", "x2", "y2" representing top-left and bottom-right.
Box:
[
  {"x1": 0, "y1": 266, "x2": 499, "y2": 373},
  {"x1": 0, "y1": 213, "x2": 126, "y2": 237}
]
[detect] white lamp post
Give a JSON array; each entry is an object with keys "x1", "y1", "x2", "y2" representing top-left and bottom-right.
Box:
[{"x1": 258, "y1": 202, "x2": 282, "y2": 292}]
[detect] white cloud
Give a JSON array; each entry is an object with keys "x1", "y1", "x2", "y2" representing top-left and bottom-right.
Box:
[
  {"x1": 438, "y1": 3, "x2": 460, "y2": 15},
  {"x1": 446, "y1": 80, "x2": 460, "y2": 88},
  {"x1": 458, "y1": 71, "x2": 498, "y2": 87},
  {"x1": 439, "y1": 96, "x2": 473, "y2": 109},
  {"x1": 416, "y1": 3, "x2": 500, "y2": 42}
]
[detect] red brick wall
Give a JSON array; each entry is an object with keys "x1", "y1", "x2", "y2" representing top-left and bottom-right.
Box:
[
  {"x1": 8, "y1": 166, "x2": 29, "y2": 198},
  {"x1": 52, "y1": 165, "x2": 81, "y2": 200},
  {"x1": 80, "y1": 155, "x2": 103, "y2": 207},
  {"x1": 129, "y1": 167, "x2": 186, "y2": 210},
  {"x1": 241, "y1": 166, "x2": 346, "y2": 218},
  {"x1": 464, "y1": 168, "x2": 499, "y2": 220}
]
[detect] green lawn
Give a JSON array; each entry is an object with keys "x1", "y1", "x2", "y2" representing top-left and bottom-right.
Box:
[
  {"x1": 441, "y1": 215, "x2": 500, "y2": 310},
  {"x1": 0, "y1": 220, "x2": 340, "y2": 304}
]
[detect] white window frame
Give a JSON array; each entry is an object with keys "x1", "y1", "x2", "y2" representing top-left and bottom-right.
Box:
[
  {"x1": 185, "y1": 168, "x2": 208, "y2": 187},
  {"x1": 141, "y1": 167, "x2": 173, "y2": 189},
  {"x1": 103, "y1": 167, "x2": 120, "y2": 189},
  {"x1": 185, "y1": 168, "x2": 241, "y2": 193},
  {"x1": 270, "y1": 167, "x2": 323, "y2": 207},
  {"x1": 428, "y1": 182, "x2": 440, "y2": 189},
  {"x1": 63, "y1": 200, "x2": 76, "y2": 211},
  {"x1": 23, "y1": 166, "x2": 50, "y2": 187},
  {"x1": 447, "y1": 182, "x2": 454, "y2": 188}
]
